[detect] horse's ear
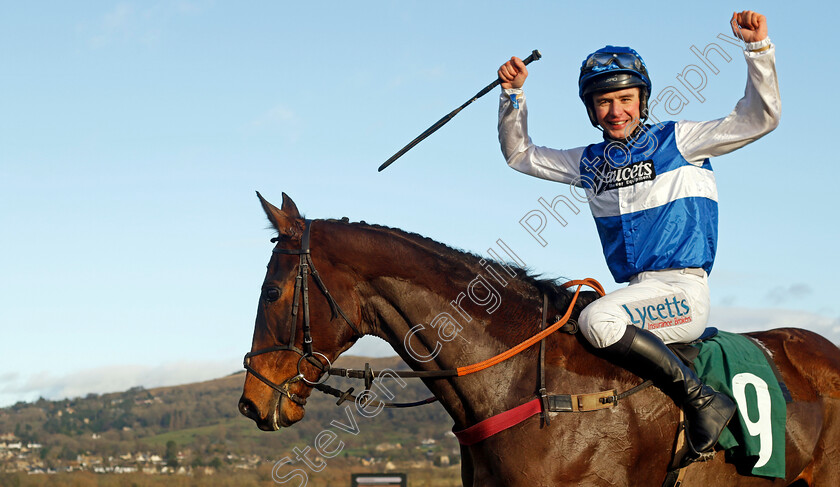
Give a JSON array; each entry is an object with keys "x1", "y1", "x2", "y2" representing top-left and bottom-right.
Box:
[
  {"x1": 256, "y1": 191, "x2": 301, "y2": 232},
  {"x1": 280, "y1": 193, "x2": 301, "y2": 218}
]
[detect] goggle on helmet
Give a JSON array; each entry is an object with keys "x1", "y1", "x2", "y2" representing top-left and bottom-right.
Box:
[{"x1": 578, "y1": 46, "x2": 652, "y2": 129}]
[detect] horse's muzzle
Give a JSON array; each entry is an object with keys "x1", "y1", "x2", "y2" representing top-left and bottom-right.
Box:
[
  {"x1": 238, "y1": 394, "x2": 280, "y2": 431},
  {"x1": 238, "y1": 393, "x2": 305, "y2": 431}
]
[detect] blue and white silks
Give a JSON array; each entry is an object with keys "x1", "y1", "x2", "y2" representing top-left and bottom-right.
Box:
[
  {"x1": 579, "y1": 122, "x2": 718, "y2": 282},
  {"x1": 498, "y1": 42, "x2": 780, "y2": 283}
]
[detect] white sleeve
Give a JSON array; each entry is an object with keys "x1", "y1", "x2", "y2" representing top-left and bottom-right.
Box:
[
  {"x1": 498, "y1": 88, "x2": 585, "y2": 186},
  {"x1": 675, "y1": 40, "x2": 781, "y2": 164}
]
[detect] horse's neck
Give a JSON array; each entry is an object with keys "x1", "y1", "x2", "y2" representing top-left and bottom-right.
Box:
[{"x1": 319, "y1": 222, "x2": 629, "y2": 427}]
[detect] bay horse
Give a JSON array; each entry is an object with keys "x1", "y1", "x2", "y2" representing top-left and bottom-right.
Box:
[{"x1": 238, "y1": 192, "x2": 840, "y2": 486}]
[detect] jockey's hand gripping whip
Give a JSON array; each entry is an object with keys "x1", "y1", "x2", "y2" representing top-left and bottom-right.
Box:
[{"x1": 378, "y1": 49, "x2": 541, "y2": 172}]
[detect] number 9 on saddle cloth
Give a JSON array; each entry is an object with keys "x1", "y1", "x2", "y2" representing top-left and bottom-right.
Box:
[{"x1": 672, "y1": 327, "x2": 790, "y2": 478}]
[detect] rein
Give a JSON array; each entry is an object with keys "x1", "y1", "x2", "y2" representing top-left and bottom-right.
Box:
[
  {"x1": 325, "y1": 278, "x2": 603, "y2": 382},
  {"x1": 242, "y1": 220, "x2": 651, "y2": 437}
]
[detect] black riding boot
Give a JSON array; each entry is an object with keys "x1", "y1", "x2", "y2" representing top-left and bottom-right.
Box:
[{"x1": 602, "y1": 325, "x2": 736, "y2": 460}]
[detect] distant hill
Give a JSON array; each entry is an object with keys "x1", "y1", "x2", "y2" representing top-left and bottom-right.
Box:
[{"x1": 0, "y1": 356, "x2": 463, "y2": 486}]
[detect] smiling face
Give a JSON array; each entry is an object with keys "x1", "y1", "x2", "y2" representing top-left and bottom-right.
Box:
[{"x1": 591, "y1": 87, "x2": 642, "y2": 140}]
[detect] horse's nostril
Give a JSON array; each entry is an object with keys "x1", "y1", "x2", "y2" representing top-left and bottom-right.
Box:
[{"x1": 238, "y1": 398, "x2": 254, "y2": 419}]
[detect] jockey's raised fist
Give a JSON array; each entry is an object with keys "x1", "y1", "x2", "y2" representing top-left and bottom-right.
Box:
[{"x1": 731, "y1": 10, "x2": 768, "y2": 44}]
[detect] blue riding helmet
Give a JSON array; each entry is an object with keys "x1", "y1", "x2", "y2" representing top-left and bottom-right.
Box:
[{"x1": 579, "y1": 46, "x2": 652, "y2": 128}]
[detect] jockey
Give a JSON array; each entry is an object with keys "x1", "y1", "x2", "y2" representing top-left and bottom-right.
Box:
[{"x1": 497, "y1": 11, "x2": 779, "y2": 462}]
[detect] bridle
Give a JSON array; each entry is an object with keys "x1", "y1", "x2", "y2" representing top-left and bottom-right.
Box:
[
  {"x1": 243, "y1": 219, "x2": 363, "y2": 406},
  {"x1": 242, "y1": 219, "x2": 444, "y2": 410}
]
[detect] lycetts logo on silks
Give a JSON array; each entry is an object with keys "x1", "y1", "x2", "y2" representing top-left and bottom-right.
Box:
[
  {"x1": 595, "y1": 159, "x2": 656, "y2": 194},
  {"x1": 621, "y1": 293, "x2": 692, "y2": 330}
]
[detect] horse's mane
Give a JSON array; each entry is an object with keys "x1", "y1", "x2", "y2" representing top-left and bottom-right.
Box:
[{"x1": 320, "y1": 217, "x2": 594, "y2": 314}]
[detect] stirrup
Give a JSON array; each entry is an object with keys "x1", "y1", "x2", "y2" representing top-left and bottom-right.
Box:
[
  {"x1": 679, "y1": 428, "x2": 721, "y2": 468},
  {"x1": 669, "y1": 409, "x2": 721, "y2": 471},
  {"x1": 679, "y1": 448, "x2": 716, "y2": 468}
]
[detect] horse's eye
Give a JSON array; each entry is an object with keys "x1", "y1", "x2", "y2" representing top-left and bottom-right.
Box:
[{"x1": 263, "y1": 287, "x2": 281, "y2": 303}]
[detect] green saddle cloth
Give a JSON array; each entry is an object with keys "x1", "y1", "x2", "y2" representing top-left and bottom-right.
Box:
[{"x1": 691, "y1": 330, "x2": 786, "y2": 478}]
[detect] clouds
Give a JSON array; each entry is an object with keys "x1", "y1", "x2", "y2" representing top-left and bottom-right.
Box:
[
  {"x1": 85, "y1": 2, "x2": 156, "y2": 48},
  {"x1": 764, "y1": 283, "x2": 813, "y2": 304},
  {"x1": 102, "y1": 2, "x2": 134, "y2": 31},
  {"x1": 0, "y1": 372, "x2": 18, "y2": 382},
  {"x1": 346, "y1": 335, "x2": 397, "y2": 359},
  {"x1": 83, "y1": 1, "x2": 203, "y2": 48},
  {"x1": 385, "y1": 64, "x2": 447, "y2": 90},
  {"x1": 0, "y1": 373, "x2": 19, "y2": 393},
  {"x1": 713, "y1": 277, "x2": 828, "y2": 313},
  {"x1": 0, "y1": 358, "x2": 240, "y2": 407},
  {"x1": 247, "y1": 104, "x2": 303, "y2": 142},
  {"x1": 710, "y1": 306, "x2": 840, "y2": 344},
  {"x1": 0, "y1": 337, "x2": 395, "y2": 407}
]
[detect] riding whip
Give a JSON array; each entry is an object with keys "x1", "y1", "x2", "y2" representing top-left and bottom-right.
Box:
[{"x1": 378, "y1": 49, "x2": 542, "y2": 172}]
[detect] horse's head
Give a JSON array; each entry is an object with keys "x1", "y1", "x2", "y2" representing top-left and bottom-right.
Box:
[{"x1": 238, "y1": 192, "x2": 363, "y2": 431}]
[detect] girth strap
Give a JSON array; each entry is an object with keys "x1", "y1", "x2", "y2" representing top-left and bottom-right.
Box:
[
  {"x1": 546, "y1": 380, "x2": 654, "y2": 412},
  {"x1": 452, "y1": 381, "x2": 654, "y2": 445},
  {"x1": 454, "y1": 398, "x2": 543, "y2": 446}
]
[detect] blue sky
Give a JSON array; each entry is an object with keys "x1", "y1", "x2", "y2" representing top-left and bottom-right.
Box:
[{"x1": 1, "y1": 1, "x2": 836, "y2": 407}]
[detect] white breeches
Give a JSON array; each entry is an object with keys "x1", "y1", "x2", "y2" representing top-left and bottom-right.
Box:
[{"x1": 579, "y1": 268, "x2": 710, "y2": 349}]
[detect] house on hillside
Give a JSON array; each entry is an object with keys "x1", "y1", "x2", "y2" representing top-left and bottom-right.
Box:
[
  {"x1": 76, "y1": 454, "x2": 104, "y2": 467},
  {"x1": 375, "y1": 442, "x2": 402, "y2": 452}
]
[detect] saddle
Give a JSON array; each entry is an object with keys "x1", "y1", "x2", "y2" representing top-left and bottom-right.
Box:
[
  {"x1": 669, "y1": 326, "x2": 791, "y2": 402},
  {"x1": 665, "y1": 327, "x2": 790, "y2": 482}
]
